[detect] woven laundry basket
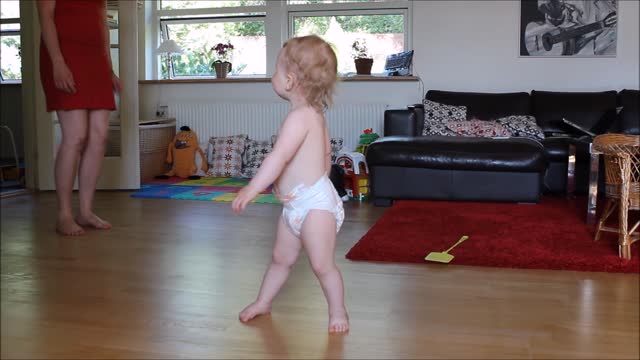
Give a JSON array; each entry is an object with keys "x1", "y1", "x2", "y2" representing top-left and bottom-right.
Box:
[{"x1": 139, "y1": 119, "x2": 176, "y2": 181}]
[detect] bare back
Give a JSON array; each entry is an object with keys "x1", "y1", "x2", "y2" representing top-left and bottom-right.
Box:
[{"x1": 275, "y1": 106, "x2": 331, "y2": 195}]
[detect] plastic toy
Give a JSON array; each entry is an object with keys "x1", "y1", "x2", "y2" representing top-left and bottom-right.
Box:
[
  {"x1": 336, "y1": 151, "x2": 368, "y2": 175},
  {"x1": 425, "y1": 236, "x2": 469, "y2": 263},
  {"x1": 355, "y1": 128, "x2": 380, "y2": 154}
]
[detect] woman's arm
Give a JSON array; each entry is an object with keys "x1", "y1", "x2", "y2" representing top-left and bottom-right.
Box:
[{"x1": 37, "y1": 0, "x2": 76, "y2": 93}]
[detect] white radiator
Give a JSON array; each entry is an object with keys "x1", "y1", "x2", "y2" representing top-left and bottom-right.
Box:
[{"x1": 167, "y1": 102, "x2": 387, "y2": 152}]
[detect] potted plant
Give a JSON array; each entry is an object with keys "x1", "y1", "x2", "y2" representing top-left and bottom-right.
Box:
[
  {"x1": 351, "y1": 39, "x2": 373, "y2": 75},
  {"x1": 211, "y1": 41, "x2": 234, "y2": 79}
]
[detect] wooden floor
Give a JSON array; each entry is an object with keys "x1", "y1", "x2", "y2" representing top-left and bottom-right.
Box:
[{"x1": 1, "y1": 192, "x2": 639, "y2": 359}]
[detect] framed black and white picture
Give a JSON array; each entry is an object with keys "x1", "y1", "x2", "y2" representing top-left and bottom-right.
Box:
[{"x1": 520, "y1": 0, "x2": 618, "y2": 57}]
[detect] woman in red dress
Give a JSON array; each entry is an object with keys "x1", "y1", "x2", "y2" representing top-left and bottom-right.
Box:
[{"x1": 38, "y1": 0, "x2": 121, "y2": 236}]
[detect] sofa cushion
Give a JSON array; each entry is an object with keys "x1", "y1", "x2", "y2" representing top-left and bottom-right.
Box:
[
  {"x1": 330, "y1": 137, "x2": 344, "y2": 163},
  {"x1": 423, "y1": 99, "x2": 467, "y2": 122},
  {"x1": 206, "y1": 134, "x2": 247, "y2": 177},
  {"x1": 367, "y1": 136, "x2": 547, "y2": 173},
  {"x1": 425, "y1": 90, "x2": 531, "y2": 120},
  {"x1": 421, "y1": 100, "x2": 467, "y2": 136},
  {"x1": 494, "y1": 115, "x2": 545, "y2": 141},
  {"x1": 241, "y1": 138, "x2": 273, "y2": 178},
  {"x1": 444, "y1": 120, "x2": 510, "y2": 137},
  {"x1": 531, "y1": 90, "x2": 618, "y2": 135}
]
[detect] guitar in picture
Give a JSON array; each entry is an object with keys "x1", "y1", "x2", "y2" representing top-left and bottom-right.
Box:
[{"x1": 524, "y1": 11, "x2": 617, "y2": 56}]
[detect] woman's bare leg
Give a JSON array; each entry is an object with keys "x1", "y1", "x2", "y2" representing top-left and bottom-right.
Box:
[
  {"x1": 240, "y1": 216, "x2": 302, "y2": 322},
  {"x1": 76, "y1": 109, "x2": 111, "y2": 229},
  {"x1": 55, "y1": 109, "x2": 88, "y2": 236}
]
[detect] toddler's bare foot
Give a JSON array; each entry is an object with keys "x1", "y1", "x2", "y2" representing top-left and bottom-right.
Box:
[
  {"x1": 76, "y1": 213, "x2": 112, "y2": 230},
  {"x1": 239, "y1": 301, "x2": 271, "y2": 323},
  {"x1": 56, "y1": 216, "x2": 85, "y2": 236},
  {"x1": 329, "y1": 309, "x2": 349, "y2": 333}
]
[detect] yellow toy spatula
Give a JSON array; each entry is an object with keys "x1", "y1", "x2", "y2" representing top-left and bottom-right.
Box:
[{"x1": 425, "y1": 236, "x2": 469, "y2": 263}]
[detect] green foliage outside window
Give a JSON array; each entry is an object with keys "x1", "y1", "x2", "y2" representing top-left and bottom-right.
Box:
[{"x1": 295, "y1": 15, "x2": 403, "y2": 35}]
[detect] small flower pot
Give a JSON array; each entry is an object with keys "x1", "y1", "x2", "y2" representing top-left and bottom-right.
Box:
[
  {"x1": 212, "y1": 60, "x2": 232, "y2": 79},
  {"x1": 354, "y1": 58, "x2": 373, "y2": 75}
]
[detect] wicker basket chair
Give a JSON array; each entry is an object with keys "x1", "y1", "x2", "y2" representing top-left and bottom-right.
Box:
[{"x1": 592, "y1": 134, "x2": 640, "y2": 259}]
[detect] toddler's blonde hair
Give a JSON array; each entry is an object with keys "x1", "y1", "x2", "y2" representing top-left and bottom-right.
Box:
[{"x1": 281, "y1": 35, "x2": 338, "y2": 112}]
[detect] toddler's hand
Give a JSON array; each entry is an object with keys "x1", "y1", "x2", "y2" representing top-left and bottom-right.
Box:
[{"x1": 232, "y1": 186, "x2": 256, "y2": 214}]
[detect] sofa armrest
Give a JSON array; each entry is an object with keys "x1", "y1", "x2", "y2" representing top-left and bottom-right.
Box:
[{"x1": 384, "y1": 105, "x2": 423, "y2": 136}]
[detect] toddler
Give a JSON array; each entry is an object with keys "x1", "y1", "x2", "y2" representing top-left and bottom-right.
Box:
[{"x1": 231, "y1": 35, "x2": 348, "y2": 333}]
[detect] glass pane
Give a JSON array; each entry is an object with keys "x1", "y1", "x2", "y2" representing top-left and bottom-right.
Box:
[
  {"x1": 161, "y1": 1, "x2": 265, "y2": 10},
  {"x1": 106, "y1": 8, "x2": 120, "y2": 156},
  {"x1": 0, "y1": 35, "x2": 21, "y2": 80},
  {"x1": 0, "y1": 0, "x2": 20, "y2": 19},
  {"x1": 164, "y1": 21, "x2": 266, "y2": 77},
  {"x1": 1, "y1": 24, "x2": 20, "y2": 31},
  {"x1": 289, "y1": 0, "x2": 388, "y2": 4},
  {"x1": 108, "y1": 10, "x2": 119, "y2": 76},
  {"x1": 292, "y1": 14, "x2": 404, "y2": 74}
]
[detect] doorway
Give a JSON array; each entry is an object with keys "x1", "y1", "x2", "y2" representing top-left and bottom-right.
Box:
[{"x1": 0, "y1": 0, "x2": 26, "y2": 197}]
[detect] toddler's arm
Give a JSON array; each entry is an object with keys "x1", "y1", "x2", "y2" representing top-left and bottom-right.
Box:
[{"x1": 232, "y1": 112, "x2": 308, "y2": 213}]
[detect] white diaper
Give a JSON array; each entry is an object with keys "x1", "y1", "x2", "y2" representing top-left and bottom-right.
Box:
[{"x1": 278, "y1": 175, "x2": 344, "y2": 238}]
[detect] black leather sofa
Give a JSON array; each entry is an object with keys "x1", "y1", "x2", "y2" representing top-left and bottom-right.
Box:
[{"x1": 367, "y1": 89, "x2": 639, "y2": 206}]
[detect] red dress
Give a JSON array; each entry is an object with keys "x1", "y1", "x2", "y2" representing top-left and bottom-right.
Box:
[{"x1": 40, "y1": 0, "x2": 115, "y2": 112}]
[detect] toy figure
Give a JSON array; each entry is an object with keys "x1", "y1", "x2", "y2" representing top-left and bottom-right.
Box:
[{"x1": 158, "y1": 126, "x2": 207, "y2": 179}]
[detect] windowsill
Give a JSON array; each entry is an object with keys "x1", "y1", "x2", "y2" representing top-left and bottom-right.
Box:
[
  {"x1": 0, "y1": 81, "x2": 22, "y2": 86},
  {"x1": 139, "y1": 75, "x2": 419, "y2": 84}
]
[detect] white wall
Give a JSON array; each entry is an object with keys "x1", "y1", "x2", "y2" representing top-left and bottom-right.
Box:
[
  {"x1": 140, "y1": 0, "x2": 639, "y2": 117},
  {"x1": 412, "y1": 0, "x2": 639, "y2": 92}
]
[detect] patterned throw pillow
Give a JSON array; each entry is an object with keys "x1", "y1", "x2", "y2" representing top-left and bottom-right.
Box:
[
  {"x1": 442, "y1": 116, "x2": 545, "y2": 141},
  {"x1": 241, "y1": 139, "x2": 273, "y2": 178},
  {"x1": 422, "y1": 99, "x2": 467, "y2": 136},
  {"x1": 206, "y1": 134, "x2": 247, "y2": 177},
  {"x1": 330, "y1": 137, "x2": 343, "y2": 163},
  {"x1": 494, "y1": 115, "x2": 545, "y2": 141},
  {"x1": 445, "y1": 120, "x2": 511, "y2": 138}
]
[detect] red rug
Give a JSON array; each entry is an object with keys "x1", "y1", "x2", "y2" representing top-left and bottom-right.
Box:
[{"x1": 346, "y1": 197, "x2": 639, "y2": 273}]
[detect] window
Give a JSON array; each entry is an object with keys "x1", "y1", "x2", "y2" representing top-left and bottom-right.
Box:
[
  {"x1": 161, "y1": 1, "x2": 266, "y2": 10},
  {"x1": 158, "y1": 1, "x2": 267, "y2": 78},
  {"x1": 0, "y1": 0, "x2": 21, "y2": 82},
  {"x1": 289, "y1": 0, "x2": 389, "y2": 4},
  {"x1": 289, "y1": 0, "x2": 408, "y2": 75},
  {"x1": 292, "y1": 12, "x2": 405, "y2": 74},
  {"x1": 161, "y1": 18, "x2": 266, "y2": 77},
  {"x1": 151, "y1": 0, "x2": 410, "y2": 79}
]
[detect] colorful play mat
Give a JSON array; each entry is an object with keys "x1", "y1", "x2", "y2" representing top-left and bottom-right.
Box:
[{"x1": 130, "y1": 177, "x2": 280, "y2": 204}]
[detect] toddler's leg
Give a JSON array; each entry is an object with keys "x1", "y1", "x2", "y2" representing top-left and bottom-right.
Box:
[
  {"x1": 240, "y1": 216, "x2": 301, "y2": 323},
  {"x1": 300, "y1": 210, "x2": 349, "y2": 333}
]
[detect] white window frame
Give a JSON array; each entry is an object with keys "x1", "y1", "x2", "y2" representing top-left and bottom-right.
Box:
[
  {"x1": 0, "y1": 16, "x2": 21, "y2": 83},
  {"x1": 147, "y1": 0, "x2": 411, "y2": 80},
  {"x1": 160, "y1": 15, "x2": 267, "y2": 78}
]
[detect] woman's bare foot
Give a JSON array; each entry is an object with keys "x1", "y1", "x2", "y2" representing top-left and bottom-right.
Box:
[
  {"x1": 56, "y1": 216, "x2": 85, "y2": 236},
  {"x1": 239, "y1": 301, "x2": 271, "y2": 323},
  {"x1": 76, "y1": 213, "x2": 112, "y2": 230},
  {"x1": 329, "y1": 309, "x2": 349, "y2": 333}
]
